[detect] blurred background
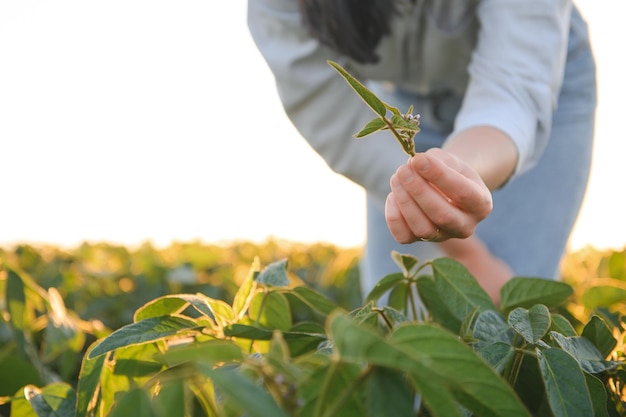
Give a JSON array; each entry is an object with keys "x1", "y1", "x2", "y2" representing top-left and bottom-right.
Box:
[{"x1": 0, "y1": 0, "x2": 624, "y2": 252}]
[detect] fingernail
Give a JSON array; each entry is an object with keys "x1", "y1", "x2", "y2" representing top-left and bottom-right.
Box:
[
  {"x1": 413, "y1": 155, "x2": 430, "y2": 173},
  {"x1": 397, "y1": 165, "x2": 415, "y2": 184}
]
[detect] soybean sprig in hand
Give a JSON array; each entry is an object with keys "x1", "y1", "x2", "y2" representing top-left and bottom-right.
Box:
[{"x1": 328, "y1": 60, "x2": 421, "y2": 156}]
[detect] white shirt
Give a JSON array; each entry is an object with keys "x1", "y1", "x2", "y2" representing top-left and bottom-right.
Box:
[{"x1": 248, "y1": 0, "x2": 580, "y2": 205}]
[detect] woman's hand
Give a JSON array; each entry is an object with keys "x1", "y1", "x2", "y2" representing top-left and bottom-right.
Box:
[{"x1": 385, "y1": 147, "x2": 493, "y2": 243}]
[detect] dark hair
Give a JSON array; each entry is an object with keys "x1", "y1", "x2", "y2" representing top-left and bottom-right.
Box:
[{"x1": 298, "y1": 0, "x2": 394, "y2": 64}]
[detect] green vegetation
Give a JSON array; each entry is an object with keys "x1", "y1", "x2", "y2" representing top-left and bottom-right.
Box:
[{"x1": 1, "y1": 240, "x2": 625, "y2": 416}]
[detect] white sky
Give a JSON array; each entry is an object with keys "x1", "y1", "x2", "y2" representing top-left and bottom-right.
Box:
[{"x1": 0, "y1": 1, "x2": 624, "y2": 252}]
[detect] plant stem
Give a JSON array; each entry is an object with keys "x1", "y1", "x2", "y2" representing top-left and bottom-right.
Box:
[{"x1": 383, "y1": 117, "x2": 415, "y2": 156}]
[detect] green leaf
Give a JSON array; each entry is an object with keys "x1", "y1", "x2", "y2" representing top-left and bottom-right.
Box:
[
  {"x1": 206, "y1": 298, "x2": 235, "y2": 327},
  {"x1": 584, "y1": 373, "x2": 610, "y2": 417},
  {"x1": 416, "y1": 274, "x2": 461, "y2": 332},
  {"x1": 0, "y1": 353, "x2": 42, "y2": 397},
  {"x1": 550, "y1": 314, "x2": 577, "y2": 337},
  {"x1": 354, "y1": 117, "x2": 387, "y2": 138},
  {"x1": 477, "y1": 342, "x2": 516, "y2": 374},
  {"x1": 112, "y1": 344, "x2": 164, "y2": 378},
  {"x1": 387, "y1": 281, "x2": 408, "y2": 313},
  {"x1": 255, "y1": 259, "x2": 290, "y2": 287},
  {"x1": 205, "y1": 365, "x2": 291, "y2": 417},
  {"x1": 223, "y1": 324, "x2": 325, "y2": 356},
  {"x1": 391, "y1": 251, "x2": 419, "y2": 276},
  {"x1": 581, "y1": 282, "x2": 626, "y2": 309},
  {"x1": 329, "y1": 314, "x2": 530, "y2": 417},
  {"x1": 473, "y1": 310, "x2": 515, "y2": 348},
  {"x1": 365, "y1": 272, "x2": 404, "y2": 305},
  {"x1": 390, "y1": 114, "x2": 419, "y2": 131},
  {"x1": 582, "y1": 315, "x2": 617, "y2": 358},
  {"x1": 152, "y1": 379, "x2": 186, "y2": 417},
  {"x1": 328, "y1": 60, "x2": 387, "y2": 117},
  {"x1": 317, "y1": 361, "x2": 368, "y2": 417},
  {"x1": 380, "y1": 306, "x2": 410, "y2": 328},
  {"x1": 249, "y1": 291, "x2": 292, "y2": 331},
  {"x1": 549, "y1": 332, "x2": 619, "y2": 374},
  {"x1": 25, "y1": 383, "x2": 76, "y2": 417},
  {"x1": 233, "y1": 257, "x2": 260, "y2": 318},
  {"x1": 134, "y1": 294, "x2": 214, "y2": 322},
  {"x1": 366, "y1": 367, "x2": 415, "y2": 417},
  {"x1": 108, "y1": 388, "x2": 153, "y2": 417},
  {"x1": 500, "y1": 278, "x2": 573, "y2": 312},
  {"x1": 88, "y1": 316, "x2": 200, "y2": 358},
  {"x1": 163, "y1": 340, "x2": 243, "y2": 366},
  {"x1": 507, "y1": 305, "x2": 551, "y2": 344},
  {"x1": 291, "y1": 286, "x2": 340, "y2": 316},
  {"x1": 6, "y1": 268, "x2": 28, "y2": 359},
  {"x1": 75, "y1": 342, "x2": 106, "y2": 417},
  {"x1": 418, "y1": 258, "x2": 496, "y2": 332},
  {"x1": 537, "y1": 348, "x2": 594, "y2": 417}
]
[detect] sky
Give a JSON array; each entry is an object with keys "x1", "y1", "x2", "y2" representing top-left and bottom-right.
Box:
[{"x1": 0, "y1": 1, "x2": 624, "y2": 252}]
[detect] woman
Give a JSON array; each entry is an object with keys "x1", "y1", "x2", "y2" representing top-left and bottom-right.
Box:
[{"x1": 247, "y1": 0, "x2": 596, "y2": 302}]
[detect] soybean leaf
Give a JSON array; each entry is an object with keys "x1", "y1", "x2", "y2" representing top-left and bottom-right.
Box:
[
  {"x1": 387, "y1": 280, "x2": 408, "y2": 313},
  {"x1": 291, "y1": 286, "x2": 340, "y2": 316},
  {"x1": 25, "y1": 383, "x2": 76, "y2": 417},
  {"x1": 255, "y1": 259, "x2": 290, "y2": 287},
  {"x1": 134, "y1": 294, "x2": 214, "y2": 322},
  {"x1": 584, "y1": 373, "x2": 610, "y2": 417},
  {"x1": 550, "y1": 314, "x2": 578, "y2": 337},
  {"x1": 550, "y1": 332, "x2": 619, "y2": 374},
  {"x1": 224, "y1": 323, "x2": 273, "y2": 340},
  {"x1": 500, "y1": 278, "x2": 573, "y2": 312},
  {"x1": 6, "y1": 268, "x2": 28, "y2": 359},
  {"x1": 390, "y1": 113, "x2": 419, "y2": 131},
  {"x1": 416, "y1": 274, "x2": 461, "y2": 332},
  {"x1": 355, "y1": 117, "x2": 387, "y2": 138},
  {"x1": 417, "y1": 258, "x2": 495, "y2": 332},
  {"x1": 233, "y1": 257, "x2": 260, "y2": 319},
  {"x1": 249, "y1": 291, "x2": 292, "y2": 331},
  {"x1": 314, "y1": 361, "x2": 367, "y2": 417},
  {"x1": 391, "y1": 251, "x2": 419, "y2": 276},
  {"x1": 328, "y1": 60, "x2": 387, "y2": 117},
  {"x1": 329, "y1": 314, "x2": 530, "y2": 417},
  {"x1": 223, "y1": 324, "x2": 326, "y2": 356},
  {"x1": 582, "y1": 315, "x2": 617, "y2": 358},
  {"x1": 88, "y1": 316, "x2": 200, "y2": 358},
  {"x1": 163, "y1": 340, "x2": 243, "y2": 366},
  {"x1": 381, "y1": 306, "x2": 410, "y2": 328},
  {"x1": 152, "y1": 380, "x2": 185, "y2": 417},
  {"x1": 365, "y1": 272, "x2": 404, "y2": 305},
  {"x1": 108, "y1": 388, "x2": 153, "y2": 417},
  {"x1": 366, "y1": 367, "x2": 415, "y2": 417},
  {"x1": 477, "y1": 342, "x2": 516, "y2": 374},
  {"x1": 205, "y1": 365, "x2": 291, "y2": 417},
  {"x1": 112, "y1": 343, "x2": 165, "y2": 378},
  {"x1": 7, "y1": 387, "x2": 37, "y2": 417},
  {"x1": 206, "y1": 298, "x2": 235, "y2": 327},
  {"x1": 76, "y1": 342, "x2": 106, "y2": 417},
  {"x1": 473, "y1": 310, "x2": 515, "y2": 349},
  {"x1": 582, "y1": 282, "x2": 626, "y2": 309},
  {"x1": 537, "y1": 348, "x2": 594, "y2": 417},
  {"x1": 508, "y1": 305, "x2": 551, "y2": 344}
]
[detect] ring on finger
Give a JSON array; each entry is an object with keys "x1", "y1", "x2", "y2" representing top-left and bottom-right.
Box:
[{"x1": 419, "y1": 228, "x2": 440, "y2": 242}]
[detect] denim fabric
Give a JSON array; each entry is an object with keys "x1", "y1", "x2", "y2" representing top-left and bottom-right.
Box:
[{"x1": 360, "y1": 24, "x2": 597, "y2": 297}]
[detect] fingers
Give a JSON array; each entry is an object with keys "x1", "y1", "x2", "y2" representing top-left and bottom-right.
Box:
[
  {"x1": 388, "y1": 169, "x2": 451, "y2": 241},
  {"x1": 409, "y1": 150, "x2": 492, "y2": 221},
  {"x1": 385, "y1": 149, "x2": 494, "y2": 243},
  {"x1": 385, "y1": 193, "x2": 441, "y2": 244}
]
